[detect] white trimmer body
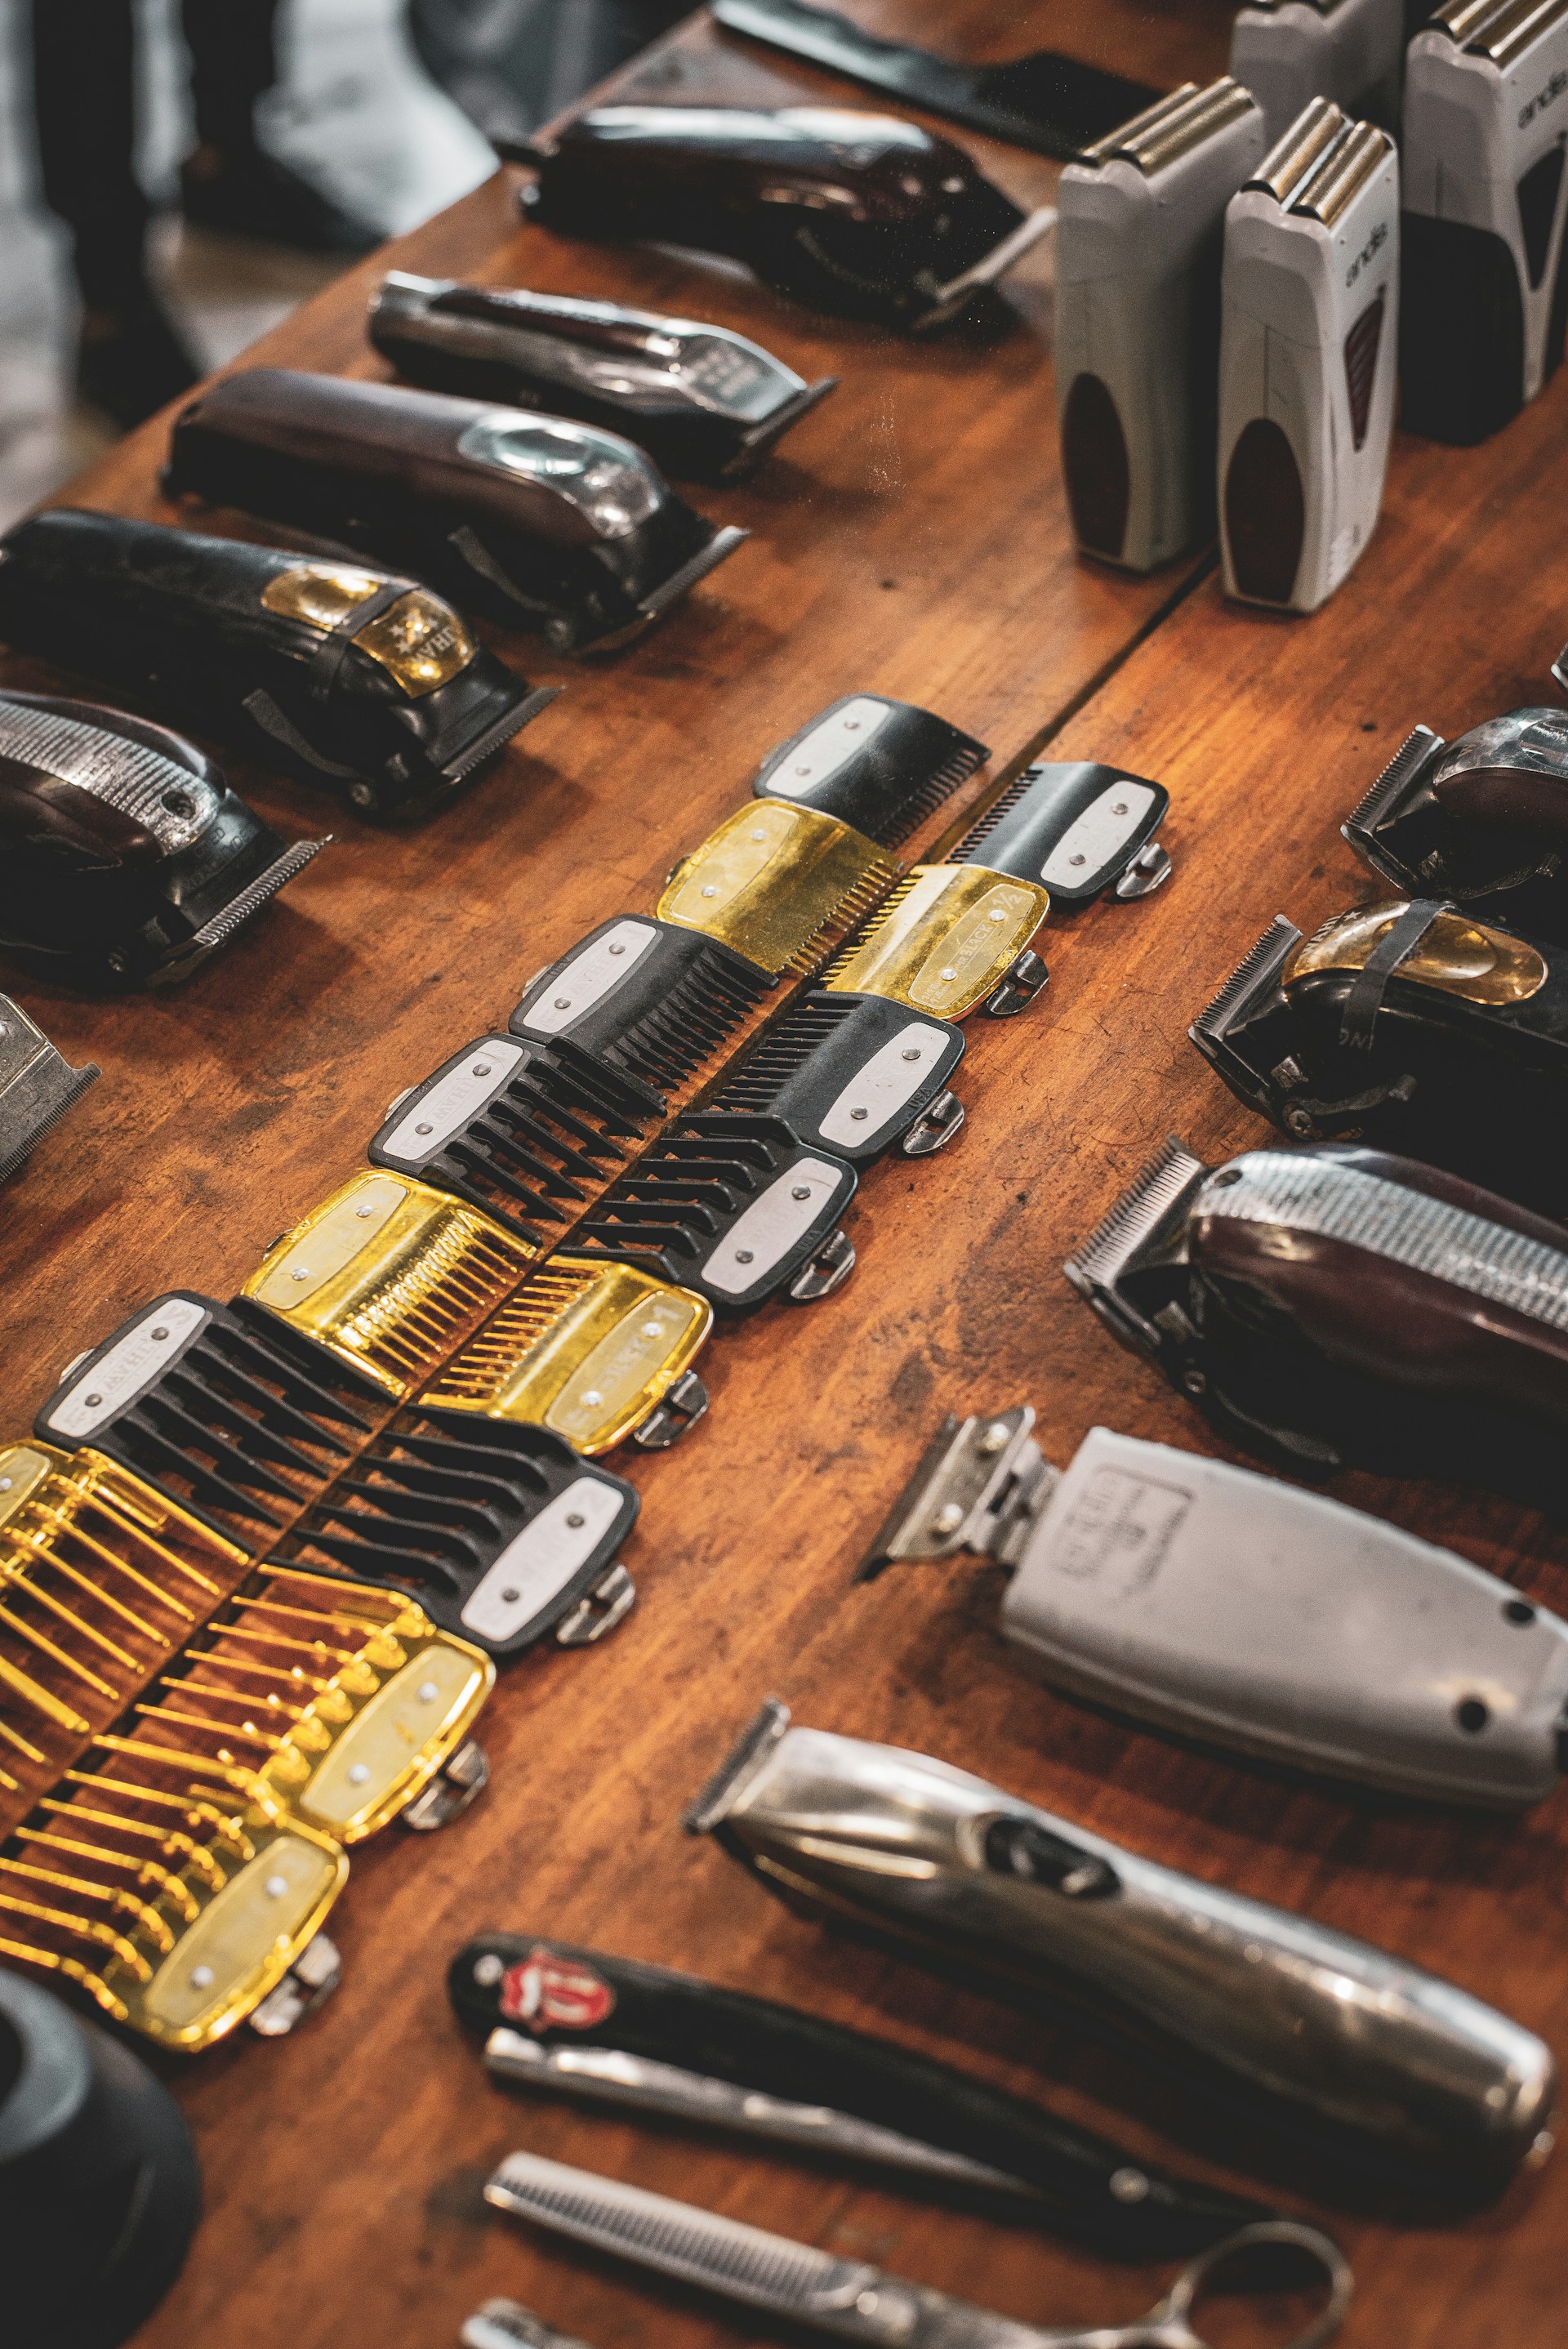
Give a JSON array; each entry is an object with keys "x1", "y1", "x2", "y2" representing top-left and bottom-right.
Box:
[{"x1": 1230, "y1": 0, "x2": 1405, "y2": 143}]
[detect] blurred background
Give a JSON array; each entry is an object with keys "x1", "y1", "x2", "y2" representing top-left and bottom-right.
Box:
[{"x1": 0, "y1": 0, "x2": 688, "y2": 530}]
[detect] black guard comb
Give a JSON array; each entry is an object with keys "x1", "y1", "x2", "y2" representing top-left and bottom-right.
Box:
[
  {"x1": 751, "y1": 694, "x2": 988, "y2": 847},
  {"x1": 703, "y1": 991, "x2": 965, "y2": 1162},
  {"x1": 510, "y1": 916, "x2": 773, "y2": 1098}
]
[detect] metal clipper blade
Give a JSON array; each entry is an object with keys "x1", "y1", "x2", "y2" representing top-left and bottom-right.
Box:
[
  {"x1": 0, "y1": 999, "x2": 98, "y2": 1186},
  {"x1": 750, "y1": 694, "x2": 988, "y2": 848},
  {"x1": 657, "y1": 804, "x2": 897, "y2": 980}
]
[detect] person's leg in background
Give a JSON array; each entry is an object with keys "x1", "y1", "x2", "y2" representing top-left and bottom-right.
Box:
[
  {"x1": 29, "y1": 0, "x2": 199, "y2": 429},
  {"x1": 178, "y1": 0, "x2": 379, "y2": 251}
]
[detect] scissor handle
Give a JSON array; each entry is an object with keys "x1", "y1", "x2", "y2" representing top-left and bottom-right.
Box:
[{"x1": 1151, "y1": 2220, "x2": 1353, "y2": 2349}]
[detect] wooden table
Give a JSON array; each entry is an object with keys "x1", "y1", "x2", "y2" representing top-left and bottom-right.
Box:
[{"x1": 3, "y1": 7, "x2": 1565, "y2": 2345}]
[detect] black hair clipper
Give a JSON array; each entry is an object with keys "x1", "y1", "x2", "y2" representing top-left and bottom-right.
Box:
[
  {"x1": 0, "y1": 510, "x2": 555, "y2": 820},
  {"x1": 1189, "y1": 896, "x2": 1568, "y2": 1210},
  {"x1": 509, "y1": 106, "x2": 1056, "y2": 332},
  {"x1": 1065, "y1": 1135, "x2": 1568, "y2": 1495},
  {"x1": 369, "y1": 272, "x2": 838, "y2": 484},
  {"x1": 0, "y1": 998, "x2": 98, "y2": 1185},
  {"x1": 1343, "y1": 711, "x2": 1568, "y2": 938},
  {"x1": 163, "y1": 369, "x2": 747, "y2": 652},
  {"x1": 0, "y1": 690, "x2": 325, "y2": 987}
]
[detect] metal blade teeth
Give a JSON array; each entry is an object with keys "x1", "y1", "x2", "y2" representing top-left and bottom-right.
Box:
[
  {"x1": 1064, "y1": 1134, "x2": 1209, "y2": 1297},
  {"x1": 1343, "y1": 726, "x2": 1442, "y2": 844},
  {"x1": 1190, "y1": 916, "x2": 1298, "y2": 1044}
]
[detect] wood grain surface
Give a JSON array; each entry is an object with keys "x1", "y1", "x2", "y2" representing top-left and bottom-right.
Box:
[{"x1": 3, "y1": 5, "x2": 1565, "y2": 2347}]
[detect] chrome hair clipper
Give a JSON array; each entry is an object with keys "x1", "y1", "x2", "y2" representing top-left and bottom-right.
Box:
[
  {"x1": 370, "y1": 273, "x2": 838, "y2": 484},
  {"x1": 452, "y1": 1931, "x2": 1272, "y2": 2254},
  {"x1": 510, "y1": 107, "x2": 1057, "y2": 333},
  {"x1": 0, "y1": 999, "x2": 97, "y2": 1187},
  {"x1": 1064, "y1": 1137, "x2": 1568, "y2": 1491},
  {"x1": 1218, "y1": 100, "x2": 1399, "y2": 613},
  {"x1": 1343, "y1": 711, "x2": 1568, "y2": 937},
  {"x1": 1230, "y1": 0, "x2": 1406, "y2": 144},
  {"x1": 1402, "y1": 0, "x2": 1568, "y2": 444},
  {"x1": 748, "y1": 693, "x2": 989, "y2": 848},
  {"x1": 686, "y1": 1700, "x2": 1556, "y2": 2194},
  {"x1": 1057, "y1": 81, "x2": 1268, "y2": 571},
  {"x1": 1189, "y1": 897, "x2": 1568, "y2": 1207},
  {"x1": 0, "y1": 510, "x2": 554, "y2": 819},
  {"x1": 864, "y1": 1406, "x2": 1568, "y2": 1806},
  {"x1": 163, "y1": 370, "x2": 747, "y2": 652}
]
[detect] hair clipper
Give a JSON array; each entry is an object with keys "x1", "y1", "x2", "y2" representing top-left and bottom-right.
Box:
[{"x1": 1343, "y1": 709, "x2": 1568, "y2": 935}]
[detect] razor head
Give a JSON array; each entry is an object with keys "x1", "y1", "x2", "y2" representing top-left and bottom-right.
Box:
[
  {"x1": 0, "y1": 690, "x2": 326, "y2": 987},
  {"x1": 0, "y1": 999, "x2": 98, "y2": 1186},
  {"x1": 242, "y1": 1170, "x2": 534, "y2": 1397},
  {"x1": 368, "y1": 1037, "x2": 661, "y2": 1247},
  {"x1": 1188, "y1": 914, "x2": 1303, "y2": 1119},
  {"x1": 824, "y1": 864, "x2": 1049, "y2": 1020},
  {"x1": 369, "y1": 271, "x2": 838, "y2": 484},
  {"x1": 705, "y1": 990, "x2": 964, "y2": 1163},
  {"x1": 509, "y1": 917, "x2": 773, "y2": 1100},
  {"x1": 1062, "y1": 1133, "x2": 1211, "y2": 1363},
  {"x1": 281, "y1": 1413, "x2": 639, "y2": 1657},
  {"x1": 751, "y1": 694, "x2": 988, "y2": 848},
  {"x1": 857, "y1": 1404, "x2": 1049, "y2": 1579},
  {"x1": 657, "y1": 803, "x2": 897, "y2": 980},
  {"x1": 34, "y1": 1293, "x2": 378, "y2": 1544},
  {"x1": 952, "y1": 761, "x2": 1172, "y2": 904},
  {"x1": 567, "y1": 1116, "x2": 858, "y2": 1311},
  {"x1": 425, "y1": 1257, "x2": 712, "y2": 1457}
]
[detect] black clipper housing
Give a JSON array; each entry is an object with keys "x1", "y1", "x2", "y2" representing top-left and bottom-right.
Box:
[
  {"x1": 163, "y1": 368, "x2": 746, "y2": 652},
  {"x1": 0, "y1": 509, "x2": 554, "y2": 819},
  {"x1": 511, "y1": 105, "x2": 1052, "y2": 332},
  {"x1": 953, "y1": 759, "x2": 1173, "y2": 902},
  {"x1": 510, "y1": 916, "x2": 773, "y2": 1099},
  {"x1": 750, "y1": 692, "x2": 989, "y2": 846},
  {"x1": 1190, "y1": 896, "x2": 1568, "y2": 1211},
  {"x1": 370, "y1": 272, "x2": 838, "y2": 483},
  {"x1": 1344, "y1": 713, "x2": 1568, "y2": 938},
  {"x1": 0, "y1": 691, "x2": 324, "y2": 987}
]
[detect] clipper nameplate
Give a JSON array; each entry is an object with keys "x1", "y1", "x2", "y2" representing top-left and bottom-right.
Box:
[
  {"x1": 658, "y1": 803, "x2": 897, "y2": 979},
  {"x1": 750, "y1": 695, "x2": 988, "y2": 848},
  {"x1": 510, "y1": 918, "x2": 772, "y2": 1099},
  {"x1": 0, "y1": 1000, "x2": 98, "y2": 1186}
]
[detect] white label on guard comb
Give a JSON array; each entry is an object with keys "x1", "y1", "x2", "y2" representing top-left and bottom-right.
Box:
[
  {"x1": 49, "y1": 1295, "x2": 210, "y2": 1437},
  {"x1": 382, "y1": 1038, "x2": 524, "y2": 1161},
  {"x1": 1040, "y1": 782, "x2": 1156, "y2": 889},
  {"x1": 461, "y1": 1475, "x2": 624, "y2": 1642},
  {"x1": 764, "y1": 698, "x2": 893, "y2": 796},
  {"x1": 818, "y1": 1021, "x2": 951, "y2": 1150},
  {"x1": 518, "y1": 921, "x2": 659, "y2": 1036},
  {"x1": 702, "y1": 1158, "x2": 844, "y2": 1295}
]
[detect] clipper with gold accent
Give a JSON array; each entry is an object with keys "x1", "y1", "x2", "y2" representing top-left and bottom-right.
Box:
[
  {"x1": 0, "y1": 999, "x2": 97, "y2": 1186},
  {"x1": 657, "y1": 802, "x2": 898, "y2": 981},
  {"x1": 1189, "y1": 897, "x2": 1566, "y2": 1208},
  {"x1": 1218, "y1": 100, "x2": 1399, "y2": 613},
  {"x1": 164, "y1": 370, "x2": 747, "y2": 651},
  {"x1": 748, "y1": 694, "x2": 988, "y2": 848},
  {"x1": 1230, "y1": 0, "x2": 1405, "y2": 145},
  {"x1": 0, "y1": 509, "x2": 556, "y2": 819}
]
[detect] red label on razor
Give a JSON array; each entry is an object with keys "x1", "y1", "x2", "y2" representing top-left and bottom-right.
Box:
[{"x1": 499, "y1": 1946, "x2": 616, "y2": 2034}]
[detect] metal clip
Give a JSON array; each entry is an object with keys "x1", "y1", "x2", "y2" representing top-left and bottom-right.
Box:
[
  {"x1": 984, "y1": 948, "x2": 1049, "y2": 1018},
  {"x1": 400, "y1": 1736, "x2": 491, "y2": 1831},
  {"x1": 858, "y1": 1406, "x2": 1059, "y2": 1580},
  {"x1": 1114, "y1": 842, "x2": 1174, "y2": 900},
  {"x1": 786, "y1": 1226, "x2": 856, "y2": 1302},
  {"x1": 247, "y1": 1931, "x2": 342, "y2": 2038},
  {"x1": 629, "y1": 1369, "x2": 710, "y2": 1451},
  {"x1": 900, "y1": 1089, "x2": 964, "y2": 1157},
  {"x1": 555, "y1": 1564, "x2": 636, "y2": 1648}
]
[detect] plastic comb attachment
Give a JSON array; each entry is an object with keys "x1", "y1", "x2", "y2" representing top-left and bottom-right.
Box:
[
  {"x1": 708, "y1": 992, "x2": 865, "y2": 1113},
  {"x1": 278, "y1": 1414, "x2": 639, "y2": 1657},
  {"x1": 750, "y1": 693, "x2": 989, "y2": 847},
  {"x1": 704, "y1": 989, "x2": 965, "y2": 1163},
  {"x1": 823, "y1": 865, "x2": 1050, "y2": 1018},
  {"x1": 510, "y1": 919, "x2": 773, "y2": 1099},
  {"x1": 569, "y1": 1116, "x2": 858, "y2": 1310},
  {"x1": 370, "y1": 1037, "x2": 661, "y2": 1245},
  {"x1": 427, "y1": 1258, "x2": 712, "y2": 1455},
  {"x1": 243, "y1": 1170, "x2": 534, "y2": 1397},
  {"x1": 0, "y1": 1747, "x2": 346, "y2": 2049},
  {"x1": 951, "y1": 761, "x2": 1169, "y2": 903},
  {"x1": 0, "y1": 1443, "x2": 249, "y2": 1837},
  {"x1": 657, "y1": 803, "x2": 898, "y2": 979},
  {"x1": 34, "y1": 1296, "x2": 377, "y2": 1547}
]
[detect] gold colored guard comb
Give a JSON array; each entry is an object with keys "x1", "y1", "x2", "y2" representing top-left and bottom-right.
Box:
[
  {"x1": 131, "y1": 1566, "x2": 493, "y2": 1843},
  {"x1": 824, "y1": 866, "x2": 1051, "y2": 1018},
  {"x1": 242, "y1": 1169, "x2": 533, "y2": 1397},
  {"x1": 427, "y1": 1258, "x2": 711, "y2": 1455},
  {"x1": 657, "y1": 803, "x2": 898, "y2": 978}
]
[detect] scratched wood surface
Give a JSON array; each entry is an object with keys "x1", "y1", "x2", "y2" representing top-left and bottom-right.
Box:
[{"x1": 6, "y1": 3, "x2": 1566, "y2": 2346}]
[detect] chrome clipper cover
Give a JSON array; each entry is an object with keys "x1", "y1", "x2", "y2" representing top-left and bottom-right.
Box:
[
  {"x1": 1344, "y1": 711, "x2": 1568, "y2": 936},
  {"x1": 1230, "y1": 0, "x2": 1405, "y2": 145},
  {"x1": 0, "y1": 511, "x2": 554, "y2": 821},
  {"x1": 686, "y1": 1701, "x2": 1557, "y2": 2195},
  {"x1": 370, "y1": 272, "x2": 838, "y2": 484},
  {"x1": 750, "y1": 693, "x2": 989, "y2": 848},
  {"x1": 1189, "y1": 897, "x2": 1568, "y2": 1208},
  {"x1": 0, "y1": 693, "x2": 325, "y2": 989},
  {"x1": 704, "y1": 991, "x2": 965, "y2": 1163},
  {"x1": 163, "y1": 369, "x2": 746, "y2": 653},
  {"x1": 510, "y1": 916, "x2": 773, "y2": 1099},
  {"x1": 278, "y1": 1413, "x2": 639, "y2": 1658},
  {"x1": 568, "y1": 1115, "x2": 858, "y2": 1310},
  {"x1": 511, "y1": 106, "x2": 1055, "y2": 332},
  {"x1": 1065, "y1": 1136, "x2": 1568, "y2": 1490},
  {"x1": 951, "y1": 758, "x2": 1173, "y2": 903},
  {"x1": 0, "y1": 999, "x2": 97, "y2": 1186},
  {"x1": 864, "y1": 1406, "x2": 1568, "y2": 1806}
]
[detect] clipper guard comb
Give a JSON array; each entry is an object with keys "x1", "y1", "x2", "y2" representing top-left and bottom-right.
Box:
[
  {"x1": 750, "y1": 695, "x2": 988, "y2": 848},
  {"x1": 510, "y1": 918, "x2": 773, "y2": 1098},
  {"x1": 704, "y1": 990, "x2": 965, "y2": 1164}
]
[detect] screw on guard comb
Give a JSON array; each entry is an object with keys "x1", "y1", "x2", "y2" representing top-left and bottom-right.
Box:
[{"x1": 657, "y1": 802, "x2": 899, "y2": 981}]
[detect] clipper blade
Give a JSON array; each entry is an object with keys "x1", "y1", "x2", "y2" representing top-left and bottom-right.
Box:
[
  {"x1": 1062, "y1": 1134, "x2": 1209, "y2": 1339},
  {"x1": 0, "y1": 1001, "x2": 99, "y2": 1186}
]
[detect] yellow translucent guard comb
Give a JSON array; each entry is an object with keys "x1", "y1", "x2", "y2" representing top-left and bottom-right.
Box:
[
  {"x1": 241, "y1": 1169, "x2": 533, "y2": 1397},
  {"x1": 824, "y1": 865, "x2": 1050, "y2": 1018},
  {"x1": 0, "y1": 1442, "x2": 248, "y2": 1827},
  {"x1": 118, "y1": 1565, "x2": 494, "y2": 1843},
  {"x1": 0, "y1": 1758, "x2": 346, "y2": 2051},
  {"x1": 426, "y1": 1258, "x2": 711, "y2": 1454},
  {"x1": 657, "y1": 803, "x2": 898, "y2": 978}
]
